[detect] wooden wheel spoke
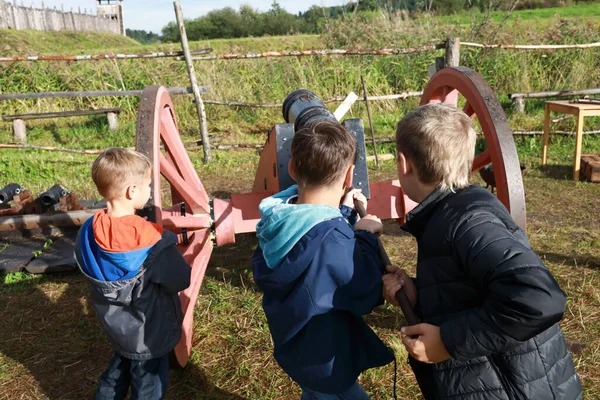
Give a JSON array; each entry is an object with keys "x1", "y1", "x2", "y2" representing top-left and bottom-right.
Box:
[
  {"x1": 463, "y1": 102, "x2": 475, "y2": 119},
  {"x1": 173, "y1": 229, "x2": 213, "y2": 367},
  {"x1": 472, "y1": 149, "x2": 491, "y2": 172},
  {"x1": 159, "y1": 153, "x2": 209, "y2": 214},
  {"x1": 442, "y1": 88, "x2": 458, "y2": 106},
  {"x1": 159, "y1": 108, "x2": 210, "y2": 204}
]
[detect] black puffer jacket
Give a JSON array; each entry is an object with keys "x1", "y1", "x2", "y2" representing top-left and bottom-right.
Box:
[{"x1": 403, "y1": 185, "x2": 582, "y2": 400}]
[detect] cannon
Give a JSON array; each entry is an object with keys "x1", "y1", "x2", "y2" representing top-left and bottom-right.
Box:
[
  {"x1": 0, "y1": 183, "x2": 23, "y2": 204},
  {"x1": 133, "y1": 66, "x2": 526, "y2": 367},
  {"x1": 0, "y1": 66, "x2": 526, "y2": 365}
]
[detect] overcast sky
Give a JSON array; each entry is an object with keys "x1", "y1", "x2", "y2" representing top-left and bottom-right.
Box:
[{"x1": 33, "y1": 1, "x2": 348, "y2": 34}]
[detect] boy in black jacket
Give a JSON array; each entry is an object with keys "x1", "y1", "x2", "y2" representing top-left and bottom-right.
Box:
[
  {"x1": 382, "y1": 104, "x2": 582, "y2": 400},
  {"x1": 74, "y1": 148, "x2": 191, "y2": 400},
  {"x1": 253, "y1": 120, "x2": 394, "y2": 399}
]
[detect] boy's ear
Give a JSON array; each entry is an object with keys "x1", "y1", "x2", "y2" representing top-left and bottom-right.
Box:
[
  {"x1": 343, "y1": 164, "x2": 355, "y2": 189},
  {"x1": 125, "y1": 184, "x2": 136, "y2": 200},
  {"x1": 397, "y1": 152, "x2": 412, "y2": 177}
]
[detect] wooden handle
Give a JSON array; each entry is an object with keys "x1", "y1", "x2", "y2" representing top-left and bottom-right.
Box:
[{"x1": 354, "y1": 199, "x2": 419, "y2": 326}]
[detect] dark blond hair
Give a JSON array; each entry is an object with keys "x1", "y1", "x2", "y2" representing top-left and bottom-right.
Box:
[
  {"x1": 91, "y1": 148, "x2": 151, "y2": 199},
  {"x1": 291, "y1": 120, "x2": 356, "y2": 189},
  {"x1": 396, "y1": 103, "x2": 476, "y2": 191}
]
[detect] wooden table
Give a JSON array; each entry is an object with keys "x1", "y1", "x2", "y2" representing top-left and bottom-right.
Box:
[{"x1": 542, "y1": 100, "x2": 600, "y2": 180}]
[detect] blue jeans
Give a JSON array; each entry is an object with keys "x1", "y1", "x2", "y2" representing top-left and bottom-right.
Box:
[
  {"x1": 94, "y1": 352, "x2": 169, "y2": 400},
  {"x1": 300, "y1": 381, "x2": 371, "y2": 399}
]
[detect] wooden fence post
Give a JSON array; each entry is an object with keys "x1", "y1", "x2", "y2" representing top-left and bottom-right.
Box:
[
  {"x1": 428, "y1": 37, "x2": 460, "y2": 79},
  {"x1": 13, "y1": 119, "x2": 26, "y2": 144},
  {"x1": 174, "y1": 1, "x2": 211, "y2": 162},
  {"x1": 106, "y1": 112, "x2": 119, "y2": 131},
  {"x1": 513, "y1": 96, "x2": 525, "y2": 113},
  {"x1": 445, "y1": 37, "x2": 460, "y2": 67}
]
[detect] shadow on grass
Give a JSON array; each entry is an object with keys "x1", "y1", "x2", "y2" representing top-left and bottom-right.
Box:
[
  {"x1": 539, "y1": 164, "x2": 576, "y2": 181},
  {"x1": 538, "y1": 252, "x2": 600, "y2": 271},
  {"x1": 0, "y1": 273, "x2": 247, "y2": 400},
  {"x1": 167, "y1": 363, "x2": 248, "y2": 400}
]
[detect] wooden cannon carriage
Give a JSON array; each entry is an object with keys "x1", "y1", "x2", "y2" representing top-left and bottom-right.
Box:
[{"x1": 133, "y1": 66, "x2": 526, "y2": 367}]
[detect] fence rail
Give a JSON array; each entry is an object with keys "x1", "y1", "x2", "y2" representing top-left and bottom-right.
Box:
[
  {"x1": 0, "y1": 49, "x2": 211, "y2": 63},
  {"x1": 0, "y1": 86, "x2": 209, "y2": 101}
]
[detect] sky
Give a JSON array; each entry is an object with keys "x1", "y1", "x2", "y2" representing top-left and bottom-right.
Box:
[{"x1": 32, "y1": 1, "x2": 349, "y2": 34}]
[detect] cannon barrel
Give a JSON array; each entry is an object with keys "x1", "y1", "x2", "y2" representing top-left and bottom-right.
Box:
[
  {"x1": 282, "y1": 89, "x2": 337, "y2": 131},
  {"x1": 0, "y1": 183, "x2": 22, "y2": 204},
  {"x1": 39, "y1": 184, "x2": 67, "y2": 207}
]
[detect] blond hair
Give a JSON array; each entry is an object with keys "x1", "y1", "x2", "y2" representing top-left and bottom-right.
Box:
[
  {"x1": 91, "y1": 148, "x2": 151, "y2": 199},
  {"x1": 396, "y1": 103, "x2": 476, "y2": 191}
]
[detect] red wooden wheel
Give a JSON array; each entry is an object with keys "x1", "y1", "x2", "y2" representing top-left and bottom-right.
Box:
[
  {"x1": 421, "y1": 67, "x2": 526, "y2": 230},
  {"x1": 135, "y1": 86, "x2": 213, "y2": 367}
]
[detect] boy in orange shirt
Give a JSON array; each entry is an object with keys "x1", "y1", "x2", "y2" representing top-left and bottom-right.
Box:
[{"x1": 75, "y1": 148, "x2": 191, "y2": 399}]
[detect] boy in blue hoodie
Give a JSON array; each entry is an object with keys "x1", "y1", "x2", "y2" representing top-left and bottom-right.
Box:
[
  {"x1": 74, "y1": 148, "x2": 191, "y2": 400},
  {"x1": 252, "y1": 120, "x2": 395, "y2": 399}
]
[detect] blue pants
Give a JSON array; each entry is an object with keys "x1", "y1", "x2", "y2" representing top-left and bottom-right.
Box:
[
  {"x1": 300, "y1": 381, "x2": 371, "y2": 399},
  {"x1": 94, "y1": 352, "x2": 169, "y2": 400}
]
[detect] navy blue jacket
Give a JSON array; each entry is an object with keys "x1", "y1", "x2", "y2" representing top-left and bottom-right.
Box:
[{"x1": 253, "y1": 213, "x2": 394, "y2": 394}]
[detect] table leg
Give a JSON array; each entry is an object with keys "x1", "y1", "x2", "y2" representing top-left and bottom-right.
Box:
[
  {"x1": 542, "y1": 103, "x2": 550, "y2": 167},
  {"x1": 573, "y1": 111, "x2": 584, "y2": 181}
]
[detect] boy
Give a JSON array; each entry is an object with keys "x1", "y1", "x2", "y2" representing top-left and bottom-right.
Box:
[
  {"x1": 382, "y1": 104, "x2": 582, "y2": 399},
  {"x1": 74, "y1": 148, "x2": 191, "y2": 400},
  {"x1": 252, "y1": 120, "x2": 394, "y2": 399}
]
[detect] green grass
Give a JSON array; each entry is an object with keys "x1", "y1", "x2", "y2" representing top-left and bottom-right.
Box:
[
  {"x1": 0, "y1": 30, "x2": 140, "y2": 56},
  {"x1": 0, "y1": 147, "x2": 599, "y2": 398},
  {"x1": 436, "y1": 3, "x2": 600, "y2": 25}
]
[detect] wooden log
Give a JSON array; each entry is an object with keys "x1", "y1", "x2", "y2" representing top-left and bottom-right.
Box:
[
  {"x1": 3, "y1": 107, "x2": 122, "y2": 121},
  {"x1": 0, "y1": 210, "x2": 95, "y2": 231},
  {"x1": 461, "y1": 41, "x2": 600, "y2": 50},
  {"x1": 174, "y1": 1, "x2": 210, "y2": 162},
  {"x1": 184, "y1": 45, "x2": 445, "y2": 61},
  {"x1": 445, "y1": 37, "x2": 460, "y2": 67},
  {"x1": 0, "y1": 49, "x2": 211, "y2": 63},
  {"x1": 0, "y1": 143, "x2": 104, "y2": 154},
  {"x1": 106, "y1": 112, "x2": 119, "y2": 130},
  {"x1": 13, "y1": 119, "x2": 26, "y2": 144},
  {"x1": 198, "y1": 92, "x2": 423, "y2": 108},
  {"x1": 0, "y1": 86, "x2": 209, "y2": 101},
  {"x1": 513, "y1": 96, "x2": 525, "y2": 113},
  {"x1": 509, "y1": 88, "x2": 600, "y2": 99}
]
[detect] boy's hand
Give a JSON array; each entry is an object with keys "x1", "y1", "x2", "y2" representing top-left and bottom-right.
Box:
[
  {"x1": 341, "y1": 188, "x2": 367, "y2": 211},
  {"x1": 382, "y1": 265, "x2": 417, "y2": 307},
  {"x1": 354, "y1": 214, "x2": 383, "y2": 235},
  {"x1": 401, "y1": 323, "x2": 451, "y2": 364}
]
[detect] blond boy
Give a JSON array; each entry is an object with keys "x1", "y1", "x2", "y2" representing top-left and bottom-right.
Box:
[
  {"x1": 382, "y1": 104, "x2": 582, "y2": 399},
  {"x1": 74, "y1": 148, "x2": 190, "y2": 400}
]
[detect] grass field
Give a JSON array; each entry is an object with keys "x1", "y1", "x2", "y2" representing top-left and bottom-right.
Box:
[
  {"x1": 2, "y1": 3, "x2": 600, "y2": 399},
  {"x1": 1, "y1": 141, "x2": 600, "y2": 399}
]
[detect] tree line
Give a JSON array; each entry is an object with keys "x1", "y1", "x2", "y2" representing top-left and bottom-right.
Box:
[{"x1": 125, "y1": 0, "x2": 597, "y2": 43}]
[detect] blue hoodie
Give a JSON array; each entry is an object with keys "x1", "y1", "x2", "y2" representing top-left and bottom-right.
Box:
[
  {"x1": 75, "y1": 212, "x2": 191, "y2": 360},
  {"x1": 252, "y1": 187, "x2": 395, "y2": 394}
]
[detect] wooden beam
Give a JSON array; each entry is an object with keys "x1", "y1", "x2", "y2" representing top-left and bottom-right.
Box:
[
  {"x1": 174, "y1": 1, "x2": 211, "y2": 162},
  {"x1": 3, "y1": 108, "x2": 122, "y2": 121},
  {"x1": 509, "y1": 88, "x2": 600, "y2": 99},
  {"x1": 0, "y1": 86, "x2": 210, "y2": 101}
]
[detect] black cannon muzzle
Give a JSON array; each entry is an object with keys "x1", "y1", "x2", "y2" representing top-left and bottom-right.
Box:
[
  {"x1": 0, "y1": 183, "x2": 22, "y2": 204},
  {"x1": 39, "y1": 184, "x2": 68, "y2": 207},
  {"x1": 282, "y1": 89, "x2": 337, "y2": 131}
]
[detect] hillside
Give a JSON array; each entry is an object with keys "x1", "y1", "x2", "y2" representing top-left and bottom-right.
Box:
[{"x1": 0, "y1": 30, "x2": 140, "y2": 56}]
